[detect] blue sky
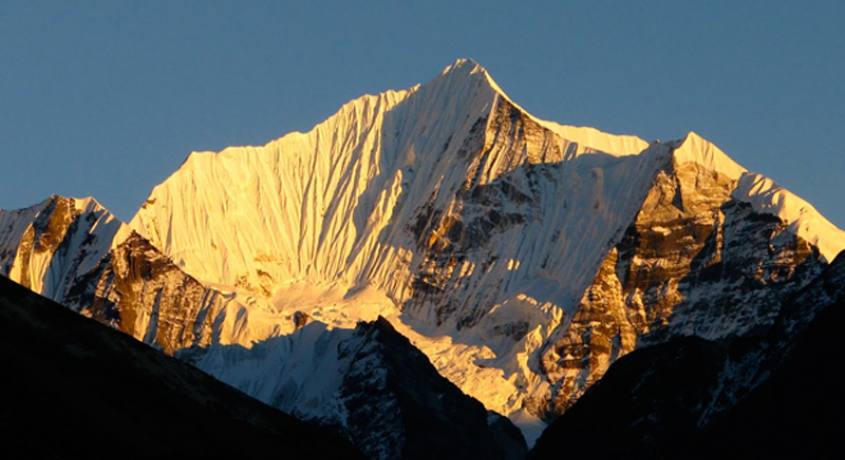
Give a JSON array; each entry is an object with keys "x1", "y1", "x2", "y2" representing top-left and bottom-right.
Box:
[{"x1": 1, "y1": 0, "x2": 843, "y2": 227}]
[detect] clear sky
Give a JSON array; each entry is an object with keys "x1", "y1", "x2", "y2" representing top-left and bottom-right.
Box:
[{"x1": 1, "y1": 0, "x2": 843, "y2": 227}]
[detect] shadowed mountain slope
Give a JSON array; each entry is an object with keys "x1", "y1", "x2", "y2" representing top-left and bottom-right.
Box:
[{"x1": 529, "y1": 252, "x2": 845, "y2": 459}]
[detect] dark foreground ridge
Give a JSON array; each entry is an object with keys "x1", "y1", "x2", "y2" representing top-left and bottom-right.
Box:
[{"x1": 0, "y1": 275, "x2": 363, "y2": 459}]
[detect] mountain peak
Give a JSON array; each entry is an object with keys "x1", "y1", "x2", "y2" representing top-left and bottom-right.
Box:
[
  {"x1": 440, "y1": 57, "x2": 485, "y2": 75},
  {"x1": 434, "y1": 57, "x2": 507, "y2": 101},
  {"x1": 438, "y1": 59, "x2": 651, "y2": 156},
  {"x1": 733, "y1": 172, "x2": 845, "y2": 261},
  {"x1": 1, "y1": 193, "x2": 125, "y2": 300},
  {"x1": 438, "y1": 58, "x2": 499, "y2": 88},
  {"x1": 666, "y1": 131, "x2": 845, "y2": 260},
  {"x1": 672, "y1": 130, "x2": 747, "y2": 179},
  {"x1": 35, "y1": 194, "x2": 111, "y2": 217}
]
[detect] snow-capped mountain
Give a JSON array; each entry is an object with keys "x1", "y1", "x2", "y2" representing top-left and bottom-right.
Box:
[
  {"x1": 127, "y1": 58, "x2": 844, "y2": 427},
  {"x1": 2, "y1": 59, "x2": 844, "y2": 452}
]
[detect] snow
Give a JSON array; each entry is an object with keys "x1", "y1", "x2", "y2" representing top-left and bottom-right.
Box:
[
  {"x1": 1, "y1": 195, "x2": 124, "y2": 301},
  {"x1": 538, "y1": 123, "x2": 649, "y2": 156},
  {"x1": 0, "y1": 198, "x2": 50, "y2": 269},
  {"x1": 454, "y1": 58, "x2": 650, "y2": 156},
  {"x1": 509, "y1": 408, "x2": 546, "y2": 447},
  {"x1": 672, "y1": 131, "x2": 746, "y2": 180},
  {"x1": 672, "y1": 131, "x2": 844, "y2": 261},
  {"x1": 733, "y1": 172, "x2": 845, "y2": 261},
  {"x1": 192, "y1": 320, "x2": 354, "y2": 421}
]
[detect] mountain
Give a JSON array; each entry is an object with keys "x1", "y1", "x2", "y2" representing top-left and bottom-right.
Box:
[
  {"x1": 2, "y1": 58, "x2": 844, "y2": 452},
  {"x1": 125, "y1": 59, "x2": 845, "y2": 428},
  {"x1": 0, "y1": 194, "x2": 263, "y2": 353},
  {"x1": 0, "y1": 274, "x2": 362, "y2": 458},
  {"x1": 528, "y1": 251, "x2": 845, "y2": 459}
]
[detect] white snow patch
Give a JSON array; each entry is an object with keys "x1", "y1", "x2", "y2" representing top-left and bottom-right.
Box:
[{"x1": 509, "y1": 408, "x2": 547, "y2": 447}]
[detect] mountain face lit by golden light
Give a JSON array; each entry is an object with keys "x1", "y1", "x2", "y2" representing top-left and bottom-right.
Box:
[{"x1": 1, "y1": 60, "x2": 843, "y2": 452}]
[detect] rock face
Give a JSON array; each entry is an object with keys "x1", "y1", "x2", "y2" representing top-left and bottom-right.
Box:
[
  {"x1": 0, "y1": 274, "x2": 363, "y2": 459},
  {"x1": 534, "y1": 155, "x2": 826, "y2": 416},
  {"x1": 528, "y1": 252, "x2": 845, "y2": 459},
  {"x1": 0, "y1": 195, "x2": 262, "y2": 355},
  {"x1": 0, "y1": 195, "x2": 122, "y2": 300},
  {"x1": 2, "y1": 59, "x2": 845, "y2": 450},
  {"x1": 66, "y1": 232, "x2": 255, "y2": 354}
]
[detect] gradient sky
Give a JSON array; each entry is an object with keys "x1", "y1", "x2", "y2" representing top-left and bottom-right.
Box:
[{"x1": 1, "y1": 0, "x2": 843, "y2": 227}]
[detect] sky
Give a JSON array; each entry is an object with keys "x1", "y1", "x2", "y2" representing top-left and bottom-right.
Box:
[{"x1": 1, "y1": 0, "x2": 843, "y2": 227}]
